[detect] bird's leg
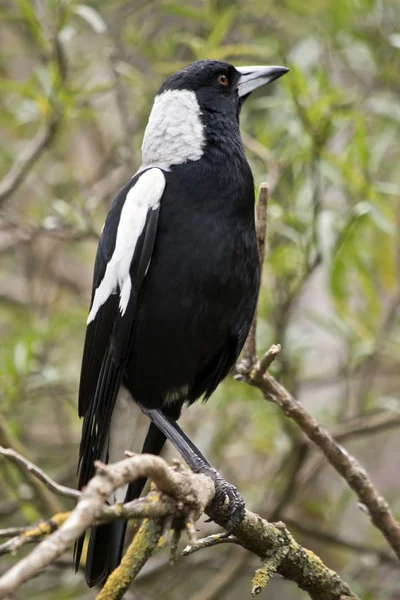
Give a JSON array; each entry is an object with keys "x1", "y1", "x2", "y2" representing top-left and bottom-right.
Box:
[{"x1": 137, "y1": 405, "x2": 245, "y2": 531}]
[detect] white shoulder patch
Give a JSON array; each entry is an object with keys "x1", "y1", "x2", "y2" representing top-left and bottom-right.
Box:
[
  {"x1": 141, "y1": 89, "x2": 205, "y2": 168},
  {"x1": 87, "y1": 168, "x2": 165, "y2": 324}
]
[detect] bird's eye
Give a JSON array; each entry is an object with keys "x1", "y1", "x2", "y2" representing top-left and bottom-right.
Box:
[{"x1": 217, "y1": 74, "x2": 229, "y2": 86}]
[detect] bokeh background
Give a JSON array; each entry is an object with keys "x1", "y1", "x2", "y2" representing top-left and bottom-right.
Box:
[{"x1": 1, "y1": 0, "x2": 400, "y2": 598}]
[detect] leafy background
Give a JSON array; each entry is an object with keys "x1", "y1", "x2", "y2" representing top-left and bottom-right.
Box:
[{"x1": 1, "y1": 0, "x2": 400, "y2": 598}]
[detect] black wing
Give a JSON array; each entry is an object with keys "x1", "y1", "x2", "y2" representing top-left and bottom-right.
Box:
[{"x1": 74, "y1": 168, "x2": 164, "y2": 565}]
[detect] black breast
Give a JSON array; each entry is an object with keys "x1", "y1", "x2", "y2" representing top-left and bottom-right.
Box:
[{"x1": 125, "y1": 155, "x2": 260, "y2": 408}]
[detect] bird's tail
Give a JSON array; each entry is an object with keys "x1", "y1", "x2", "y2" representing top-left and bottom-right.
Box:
[{"x1": 84, "y1": 422, "x2": 166, "y2": 588}]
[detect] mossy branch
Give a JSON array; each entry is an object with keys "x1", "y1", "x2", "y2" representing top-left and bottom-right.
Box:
[
  {"x1": 251, "y1": 547, "x2": 289, "y2": 596},
  {"x1": 0, "y1": 450, "x2": 359, "y2": 600},
  {"x1": 97, "y1": 508, "x2": 164, "y2": 600}
]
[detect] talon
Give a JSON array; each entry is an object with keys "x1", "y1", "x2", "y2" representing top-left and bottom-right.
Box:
[{"x1": 205, "y1": 469, "x2": 246, "y2": 532}]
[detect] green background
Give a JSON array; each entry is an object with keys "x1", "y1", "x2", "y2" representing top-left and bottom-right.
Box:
[{"x1": 1, "y1": 0, "x2": 399, "y2": 598}]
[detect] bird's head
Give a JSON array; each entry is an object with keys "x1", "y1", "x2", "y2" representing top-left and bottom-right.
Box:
[
  {"x1": 159, "y1": 59, "x2": 288, "y2": 116},
  {"x1": 141, "y1": 59, "x2": 288, "y2": 169}
]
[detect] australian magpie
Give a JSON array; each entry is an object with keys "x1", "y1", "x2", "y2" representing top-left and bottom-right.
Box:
[{"x1": 75, "y1": 59, "x2": 288, "y2": 587}]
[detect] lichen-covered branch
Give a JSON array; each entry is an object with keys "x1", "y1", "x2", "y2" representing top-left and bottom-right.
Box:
[
  {"x1": 0, "y1": 450, "x2": 359, "y2": 600},
  {"x1": 97, "y1": 503, "x2": 164, "y2": 600},
  {"x1": 0, "y1": 454, "x2": 213, "y2": 598},
  {"x1": 251, "y1": 547, "x2": 288, "y2": 596},
  {"x1": 0, "y1": 513, "x2": 70, "y2": 556},
  {"x1": 210, "y1": 509, "x2": 358, "y2": 600}
]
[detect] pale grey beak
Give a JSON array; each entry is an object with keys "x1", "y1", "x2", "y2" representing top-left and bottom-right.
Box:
[{"x1": 236, "y1": 65, "x2": 289, "y2": 98}]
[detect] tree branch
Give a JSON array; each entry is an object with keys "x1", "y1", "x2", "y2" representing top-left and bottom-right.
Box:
[
  {"x1": 0, "y1": 447, "x2": 80, "y2": 500},
  {"x1": 0, "y1": 452, "x2": 359, "y2": 600},
  {"x1": 0, "y1": 32, "x2": 66, "y2": 207},
  {"x1": 297, "y1": 411, "x2": 400, "y2": 490},
  {"x1": 183, "y1": 532, "x2": 240, "y2": 555},
  {"x1": 0, "y1": 513, "x2": 70, "y2": 556},
  {"x1": 240, "y1": 183, "x2": 269, "y2": 367},
  {"x1": 332, "y1": 411, "x2": 400, "y2": 442},
  {"x1": 0, "y1": 116, "x2": 60, "y2": 206},
  {"x1": 97, "y1": 507, "x2": 165, "y2": 600},
  {"x1": 0, "y1": 419, "x2": 63, "y2": 515},
  {"x1": 0, "y1": 454, "x2": 213, "y2": 598},
  {"x1": 285, "y1": 518, "x2": 399, "y2": 567},
  {"x1": 238, "y1": 347, "x2": 400, "y2": 562}
]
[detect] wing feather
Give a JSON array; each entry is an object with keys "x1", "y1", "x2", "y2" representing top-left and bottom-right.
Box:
[{"x1": 75, "y1": 168, "x2": 165, "y2": 569}]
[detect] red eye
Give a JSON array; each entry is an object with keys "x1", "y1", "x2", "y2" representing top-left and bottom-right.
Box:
[{"x1": 217, "y1": 74, "x2": 229, "y2": 86}]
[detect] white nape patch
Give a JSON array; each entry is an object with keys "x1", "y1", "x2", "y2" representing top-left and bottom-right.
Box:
[
  {"x1": 108, "y1": 385, "x2": 149, "y2": 503},
  {"x1": 141, "y1": 89, "x2": 205, "y2": 168},
  {"x1": 87, "y1": 168, "x2": 166, "y2": 324}
]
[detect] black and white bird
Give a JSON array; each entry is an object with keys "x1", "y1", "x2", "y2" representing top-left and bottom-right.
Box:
[{"x1": 75, "y1": 59, "x2": 288, "y2": 587}]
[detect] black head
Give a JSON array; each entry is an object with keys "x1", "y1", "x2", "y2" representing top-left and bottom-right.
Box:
[
  {"x1": 141, "y1": 60, "x2": 288, "y2": 168},
  {"x1": 158, "y1": 59, "x2": 288, "y2": 117}
]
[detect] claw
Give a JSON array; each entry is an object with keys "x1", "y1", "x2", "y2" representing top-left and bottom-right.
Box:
[{"x1": 205, "y1": 469, "x2": 246, "y2": 532}]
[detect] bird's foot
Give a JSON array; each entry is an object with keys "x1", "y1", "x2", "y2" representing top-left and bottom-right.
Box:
[{"x1": 204, "y1": 468, "x2": 245, "y2": 532}]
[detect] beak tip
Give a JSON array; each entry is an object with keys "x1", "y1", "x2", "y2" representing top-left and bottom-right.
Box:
[
  {"x1": 269, "y1": 66, "x2": 290, "y2": 81},
  {"x1": 236, "y1": 64, "x2": 289, "y2": 98}
]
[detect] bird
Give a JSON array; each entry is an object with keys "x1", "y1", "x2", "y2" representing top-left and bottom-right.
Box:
[{"x1": 75, "y1": 59, "x2": 288, "y2": 587}]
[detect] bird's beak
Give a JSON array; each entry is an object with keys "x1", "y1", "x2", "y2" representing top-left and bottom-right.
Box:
[{"x1": 236, "y1": 65, "x2": 289, "y2": 98}]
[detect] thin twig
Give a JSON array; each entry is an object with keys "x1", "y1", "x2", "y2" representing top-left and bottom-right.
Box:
[
  {"x1": 0, "y1": 420, "x2": 63, "y2": 515},
  {"x1": 238, "y1": 183, "x2": 269, "y2": 368},
  {"x1": 255, "y1": 183, "x2": 269, "y2": 266},
  {"x1": 105, "y1": 44, "x2": 136, "y2": 166},
  {"x1": 0, "y1": 527, "x2": 29, "y2": 539},
  {"x1": 285, "y1": 518, "x2": 400, "y2": 567},
  {"x1": 252, "y1": 343, "x2": 281, "y2": 378},
  {"x1": 242, "y1": 131, "x2": 282, "y2": 191},
  {"x1": 269, "y1": 440, "x2": 309, "y2": 521},
  {"x1": 0, "y1": 30, "x2": 67, "y2": 207},
  {"x1": 297, "y1": 411, "x2": 400, "y2": 489},
  {"x1": 183, "y1": 533, "x2": 240, "y2": 556},
  {"x1": 0, "y1": 116, "x2": 60, "y2": 206},
  {"x1": 355, "y1": 292, "x2": 400, "y2": 412},
  {"x1": 332, "y1": 411, "x2": 400, "y2": 442},
  {"x1": 0, "y1": 513, "x2": 70, "y2": 556},
  {"x1": 0, "y1": 447, "x2": 80, "y2": 500}
]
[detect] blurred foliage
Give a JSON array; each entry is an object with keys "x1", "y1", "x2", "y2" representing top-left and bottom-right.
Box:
[{"x1": 0, "y1": 0, "x2": 400, "y2": 598}]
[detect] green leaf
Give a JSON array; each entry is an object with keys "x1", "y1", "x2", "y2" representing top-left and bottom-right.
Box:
[{"x1": 205, "y1": 6, "x2": 237, "y2": 50}]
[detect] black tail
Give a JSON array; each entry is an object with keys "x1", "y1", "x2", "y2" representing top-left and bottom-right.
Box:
[{"x1": 83, "y1": 423, "x2": 166, "y2": 588}]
